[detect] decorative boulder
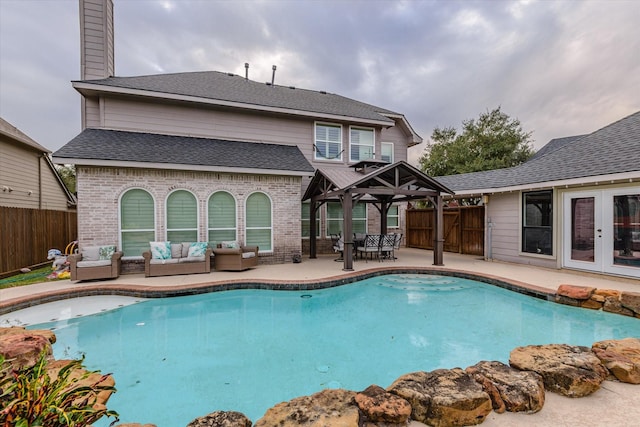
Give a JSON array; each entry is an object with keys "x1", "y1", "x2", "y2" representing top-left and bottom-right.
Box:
[
  {"x1": 46, "y1": 359, "x2": 116, "y2": 411},
  {"x1": 355, "y1": 384, "x2": 412, "y2": 425},
  {"x1": 592, "y1": 338, "x2": 640, "y2": 384},
  {"x1": 466, "y1": 361, "x2": 545, "y2": 413},
  {"x1": 254, "y1": 388, "x2": 358, "y2": 427},
  {"x1": 187, "y1": 410, "x2": 252, "y2": 427},
  {"x1": 387, "y1": 368, "x2": 492, "y2": 427},
  {"x1": 619, "y1": 291, "x2": 640, "y2": 316},
  {"x1": 509, "y1": 344, "x2": 608, "y2": 397},
  {"x1": 0, "y1": 328, "x2": 53, "y2": 371}
]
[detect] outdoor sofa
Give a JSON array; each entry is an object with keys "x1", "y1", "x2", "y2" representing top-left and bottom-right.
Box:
[
  {"x1": 213, "y1": 241, "x2": 259, "y2": 271},
  {"x1": 69, "y1": 245, "x2": 122, "y2": 281},
  {"x1": 143, "y1": 242, "x2": 212, "y2": 277}
]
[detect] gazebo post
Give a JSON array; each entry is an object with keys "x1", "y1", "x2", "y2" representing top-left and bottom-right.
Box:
[
  {"x1": 380, "y1": 201, "x2": 388, "y2": 235},
  {"x1": 342, "y1": 192, "x2": 354, "y2": 271},
  {"x1": 434, "y1": 194, "x2": 444, "y2": 265},
  {"x1": 309, "y1": 200, "x2": 317, "y2": 259}
]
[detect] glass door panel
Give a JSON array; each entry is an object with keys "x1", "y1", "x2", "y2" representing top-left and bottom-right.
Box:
[
  {"x1": 612, "y1": 194, "x2": 640, "y2": 269},
  {"x1": 571, "y1": 197, "x2": 595, "y2": 262}
]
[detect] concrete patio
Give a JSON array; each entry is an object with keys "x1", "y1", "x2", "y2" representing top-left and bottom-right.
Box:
[{"x1": 1, "y1": 248, "x2": 639, "y2": 427}]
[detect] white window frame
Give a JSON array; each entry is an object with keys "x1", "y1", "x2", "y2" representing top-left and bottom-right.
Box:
[
  {"x1": 381, "y1": 142, "x2": 394, "y2": 163},
  {"x1": 207, "y1": 191, "x2": 237, "y2": 245},
  {"x1": 349, "y1": 126, "x2": 375, "y2": 162},
  {"x1": 165, "y1": 189, "x2": 199, "y2": 242},
  {"x1": 314, "y1": 122, "x2": 343, "y2": 161},
  {"x1": 245, "y1": 191, "x2": 273, "y2": 252},
  {"x1": 119, "y1": 188, "x2": 156, "y2": 258},
  {"x1": 325, "y1": 202, "x2": 368, "y2": 236},
  {"x1": 387, "y1": 204, "x2": 400, "y2": 228},
  {"x1": 301, "y1": 201, "x2": 321, "y2": 239}
]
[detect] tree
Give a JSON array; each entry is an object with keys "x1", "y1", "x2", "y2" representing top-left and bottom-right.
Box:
[
  {"x1": 56, "y1": 164, "x2": 76, "y2": 194},
  {"x1": 419, "y1": 107, "x2": 534, "y2": 177}
]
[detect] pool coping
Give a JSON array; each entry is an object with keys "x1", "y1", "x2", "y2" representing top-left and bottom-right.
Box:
[{"x1": 0, "y1": 266, "x2": 554, "y2": 316}]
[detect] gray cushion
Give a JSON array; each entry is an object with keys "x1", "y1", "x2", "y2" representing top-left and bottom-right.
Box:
[
  {"x1": 181, "y1": 242, "x2": 193, "y2": 258},
  {"x1": 179, "y1": 256, "x2": 206, "y2": 263},
  {"x1": 81, "y1": 246, "x2": 101, "y2": 261},
  {"x1": 242, "y1": 252, "x2": 256, "y2": 259},
  {"x1": 77, "y1": 259, "x2": 111, "y2": 268},
  {"x1": 171, "y1": 243, "x2": 183, "y2": 259},
  {"x1": 149, "y1": 258, "x2": 180, "y2": 265}
]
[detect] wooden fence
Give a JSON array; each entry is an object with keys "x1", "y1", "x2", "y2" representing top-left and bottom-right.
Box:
[
  {"x1": 406, "y1": 206, "x2": 485, "y2": 255},
  {"x1": 0, "y1": 207, "x2": 77, "y2": 276}
]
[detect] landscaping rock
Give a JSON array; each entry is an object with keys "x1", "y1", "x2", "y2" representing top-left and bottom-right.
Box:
[
  {"x1": 557, "y1": 285, "x2": 595, "y2": 300},
  {"x1": 592, "y1": 338, "x2": 640, "y2": 384},
  {"x1": 187, "y1": 410, "x2": 252, "y2": 427},
  {"x1": 46, "y1": 359, "x2": 116, "y2": 410},
  {"x1": 509, "y1": 344, "x2": 608, "y2": 397},
  {"x1": 0, "y1": 329, "x2": 52, "y2": 371},
  {"x1": 355, "y1": 384, "x2": 412, "y2": 424},
  {"x1": 0, "y1": 326, "x2": 56, "y2": 343},
  {"x1": 620, "y1": 291, "x2": 640, "y2": 315},
  {"x1": 254, "y1": 388, "x2": 358, "y2": 427},
  {"x1": 387, "y1": 368, "x2": 492, "y2": 427},
  {"x1": 603, "y1": 297, "x2": 635, "y2": 317},
  {"x1": 466, "y1": 360, "x2": 545, "y2": 413}
]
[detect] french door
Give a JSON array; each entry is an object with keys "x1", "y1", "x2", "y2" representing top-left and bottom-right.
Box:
[{"x1": 563, "y1": 188, "x2": 640, "y2": 277}]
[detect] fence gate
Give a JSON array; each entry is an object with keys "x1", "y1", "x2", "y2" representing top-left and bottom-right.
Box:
[{"x1": 406, "y1": 206, "x2": 484, "y2": 255}]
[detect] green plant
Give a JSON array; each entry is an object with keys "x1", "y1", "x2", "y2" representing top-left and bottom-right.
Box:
[{"x1": 0, "y1": 352, "x2": 118, "y2": 427}]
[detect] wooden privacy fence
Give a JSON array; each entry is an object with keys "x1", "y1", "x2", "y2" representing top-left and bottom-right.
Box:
[
  {"x1": 406, "y1": 206, "x2": 484, "y2": 256},
  {"x1": 0, "y1": 207, "x2": 77, "y2": 276}
]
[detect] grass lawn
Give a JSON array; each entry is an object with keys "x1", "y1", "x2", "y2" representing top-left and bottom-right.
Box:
[{"x1": 0, "y1": 267, "x2": 66, "y2": 289}]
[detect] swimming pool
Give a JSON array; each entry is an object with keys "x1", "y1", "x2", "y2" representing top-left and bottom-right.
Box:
[{"x1": 29, "y1": 274, "x2": 640, "y2": 426}]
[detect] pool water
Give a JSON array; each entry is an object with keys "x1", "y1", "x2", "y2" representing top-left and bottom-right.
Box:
[{"x1": 30, "y1": 274, "x2": 640, "y2": 426}]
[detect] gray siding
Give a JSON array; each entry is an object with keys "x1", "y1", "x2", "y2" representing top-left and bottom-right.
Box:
[
  {"x1": 80, "y1": 0, "x2": 114, "y2": 80},
  {"x1": 0, "y1": 140, "x2": 70, "y2": 211}
]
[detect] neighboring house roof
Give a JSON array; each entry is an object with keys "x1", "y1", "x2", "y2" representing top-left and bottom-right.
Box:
[
  {"x1": 0, "y1": 117, "x2": 50, "y2": 153},
  {"x1": 529, "y1": 134, "x2": 586, "y2": 161},
  {"x1": 436, "y1": 111, "x2": 640, "y2": 195},
  {"x1": 53, "y1": 128, "x2": 315, "y2": 176},
  {"x1": 73, "y1": 70, "x2": 404, "y2": 126}
]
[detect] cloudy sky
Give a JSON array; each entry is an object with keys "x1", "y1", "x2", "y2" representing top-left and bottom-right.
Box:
[{"x1": 1, "y1": 0, "x2": 639, "y2": 165}]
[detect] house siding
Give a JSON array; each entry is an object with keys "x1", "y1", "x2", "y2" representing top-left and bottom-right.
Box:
[
  {"x1": 487, "y1": 192, "x2": 557, "y2": 269},
  {"x1": 100, "y1": 97, "x2": 411, "y2": 166},
  {"x1": 0, "y1": 140, "x2": 70, "y2": 211},
  {"x1": 76, "y1": 166, "x2": 303, "y2": 267},
  {"x1": 80, "y1": 0, "x2": 114, "y2": 80}
]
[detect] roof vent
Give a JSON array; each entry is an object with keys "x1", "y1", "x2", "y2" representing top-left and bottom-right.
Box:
[
  {"x1": 271, "y1": 65, "x2": 277, "y2": 86},
  {"x1": 320, "y1": 90, "x2": 327, "y2": 94},
  {"x1": 245, "y1": 62, "x2": 249, "y2": 80},
  {"x1": 227, "y1": 72, "x2": 234, "y2": 76},
  {"x1": 289, "y1": 86, "x2": 295, "y2": 89}
]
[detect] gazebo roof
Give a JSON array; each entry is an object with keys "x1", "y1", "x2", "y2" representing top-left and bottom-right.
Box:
[{"x1": 302, "y1": 160, "x2": 454, "y2": 203}]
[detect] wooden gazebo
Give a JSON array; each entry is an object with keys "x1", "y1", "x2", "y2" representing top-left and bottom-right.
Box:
[{"x1": 302, "y1": 160, "x2": 455, "y2": 270}]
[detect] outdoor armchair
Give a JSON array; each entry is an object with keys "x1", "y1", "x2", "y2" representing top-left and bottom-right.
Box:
[
  {"x1": 213, "y1": 242, "x2": 259, "y2": 271},
  {"x1": 69, "y1": 245, "x2": 122, "y2": 281}
]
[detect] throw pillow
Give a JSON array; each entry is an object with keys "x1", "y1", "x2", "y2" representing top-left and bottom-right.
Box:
[
  {"x1": 221, "y1": 240, "x2": 239, "y2": 249},
  {"x1": 99, "y1": 245, "x2": 116, "y2": 260},
  {"x1": 150, "y1": 241, "x2": 171, "y2": 260},
  {"x1": 187, "y1": 242, "x2": 208, "y2": 257},
  {"x1": 81, "y1": 246, "x2": 101, "y2": 262},
  {"x1": 171, "y1": 243, "x2": 183, "y2": 259}
]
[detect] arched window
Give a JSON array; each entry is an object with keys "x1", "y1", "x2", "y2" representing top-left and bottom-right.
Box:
[
  {"x1": 245, "y1": 192, "x2": 271, "y2": 251},
  {"x1": 208, "y1": 191, "x2": 236, "y2": 245},
  {"x1": 120, "y1": 189, "x2": 155, "y2": 257},
  {"x1": 166, "y1": 190, "x2": 198, "y2": 242}
]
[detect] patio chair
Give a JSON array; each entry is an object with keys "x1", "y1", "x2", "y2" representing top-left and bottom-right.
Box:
[
  {"x1": 331, "y1": 233, "x2": 344, "y2": 261},
  {"x1": 380, "y1": 234, "x2": 396, "y2": 261},
  {"x1": 213, "y1": 242, "x2": 259, "y2": 271},
  {"x1": 69, "y1": 245, "x2": 122, "y2": 281},
  {"x1": 357, "y1": 234, "x2": 382, "y2": 262}
]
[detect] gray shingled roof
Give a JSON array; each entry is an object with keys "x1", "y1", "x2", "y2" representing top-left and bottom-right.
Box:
[
  {"x1": 74, "y1": 71, "x2": 397, "y2": 125},
  {"x1": 436, "y1": 111, "x2": 640, "y2": 192},
  {"x1": 53, "y1": 128, "x2": 315, "y2": 173},
  {"x1": 529, "y1": 134, "x2": 586, "y2": 160}
]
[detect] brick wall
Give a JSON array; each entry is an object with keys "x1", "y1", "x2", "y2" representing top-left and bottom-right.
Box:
[{"x1": 76, "y1": 167, "x2": 303, "y2": 268}]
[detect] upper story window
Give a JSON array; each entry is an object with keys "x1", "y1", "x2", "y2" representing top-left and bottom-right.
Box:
[
  {"x1": 166, "y1": 189, "x2": 198, "y2": 242},
  {"x1": 314, "y1": 123, "x2": 342, "y2": 161},
  {"x1": 522, "y1": 190, "x2": 553, "y2": 255},
  {"x1": 208, "y1": 191, "x2": 237, "y2": 246},
  {"x1": 381, "y1": 142, "x2": 394, "y2": 163},
  {"x1": 350, "y1": 127, "x2": 374, "y2": 162},
  {"x1": 120, "y1": 188, "x2": 155, "y2": 257}
]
